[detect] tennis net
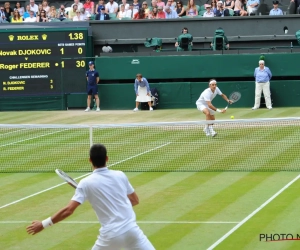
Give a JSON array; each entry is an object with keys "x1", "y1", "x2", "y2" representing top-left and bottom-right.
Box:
[{"x1": 1, "y1": 118, "x2": 300, "y2": 172}]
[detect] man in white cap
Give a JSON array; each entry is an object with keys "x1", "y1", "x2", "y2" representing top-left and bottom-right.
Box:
[
  {"x1": 196, "y1": 79, "x2": 231, "y2": 137},
  {"x1": 203, "y1": 5, "x2": 214, "y2": 17},
  {"x1": 252, "y1": 60, "x2": 273, "y2": 110},
  {"x1": 216, "y1": 1, "x2": 230, "y2": 16},
  {"x1": 269, "y1": 0, "x2": 283, "y2": 15}
]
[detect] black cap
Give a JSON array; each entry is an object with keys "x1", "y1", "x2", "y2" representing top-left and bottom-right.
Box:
[{"x1": 273, "y1": 0, "x2": 279, "y2": 4}]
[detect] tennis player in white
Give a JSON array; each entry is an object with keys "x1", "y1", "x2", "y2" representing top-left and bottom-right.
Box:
[
  {"x1": 196, "y1": 79, "x2": 231, "y2": 137},
  {"x1": 26, "y1": 144, "x2": 155, "y2": 250}
]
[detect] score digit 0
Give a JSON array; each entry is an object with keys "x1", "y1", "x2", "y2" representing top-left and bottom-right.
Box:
[{"x1": 76, "y1": 60, "x2": 85, "y2": 67}]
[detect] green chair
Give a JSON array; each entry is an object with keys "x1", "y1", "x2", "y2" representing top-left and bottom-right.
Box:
[
  {"x1": 109, "y1": 13, "x2": 117, "y2": 18},
  {"x1": 144, "y1": 37, "x2": 162, "y2": 51},
  {"x1": 90, "y1": 14, "x2": 96, "y2": 20},
  {"x1": 200, "y1": 5, "x2": 206, "y2": 11},
  {"x1": 119, "y1": 17, "x2": 131, "y2": 20},
  {"x1": 212, "y1": 36, "x2": 226, "y2": 50},
  {"x1": 296, "y1": 30, "x2": 300, "y2": 45},
  {"x1": 229, "y1": 9, "x2": 234, "y2": 16},
  {"x1": 62, "y1": 18, "x2": 72, "y2": 21},
  {"x1": 196, "y1": 5, "x2": 200, "y2": 13}
]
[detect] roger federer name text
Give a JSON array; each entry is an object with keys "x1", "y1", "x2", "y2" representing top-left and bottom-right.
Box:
[{"x1": 0, "y1": 63, "x2": 50, "y2": 70}]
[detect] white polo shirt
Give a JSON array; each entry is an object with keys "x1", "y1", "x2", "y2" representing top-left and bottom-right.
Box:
[
  {"x1": 106, "y1": 2, "x2": 118, "y2": 13},
  {"x1": 196, "y1": 87, "x2": 222, "y2": 106},
  {"x1": 72, "y1": 167, "x2": 136, "y2": 239}
]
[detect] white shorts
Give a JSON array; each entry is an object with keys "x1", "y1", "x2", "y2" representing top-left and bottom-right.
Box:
[
  {"x1": 197, "y1": 104, "x2": 215, "y2": 115},
  {"x1": 91, "y1": 225, "x2": 155, "y2": 250}
]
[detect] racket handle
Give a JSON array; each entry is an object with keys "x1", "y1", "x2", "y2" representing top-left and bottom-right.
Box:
[{"x1": 225, "y1": 106, "x2": 228, "y2": 110}]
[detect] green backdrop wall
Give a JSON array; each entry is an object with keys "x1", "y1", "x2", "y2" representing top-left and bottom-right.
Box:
[
  {"x1": 95, "y1": 53, "x2": 300, "y2": 80},
  {"x1": 67, "y1": 80, "x2": 300, "y2": 110}
]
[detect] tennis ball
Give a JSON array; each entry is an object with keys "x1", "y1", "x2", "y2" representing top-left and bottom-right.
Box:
[{"x1": 230, "y1": 116, "x2": 234, "y2": 119}]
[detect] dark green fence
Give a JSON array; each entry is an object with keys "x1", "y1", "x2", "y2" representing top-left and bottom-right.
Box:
[
  {"x1": 95, "y1": 53, "x2": 300, "y2": 80},
  {"x1": 66, "y1": 80, "x2": 300, "y2": 110}
]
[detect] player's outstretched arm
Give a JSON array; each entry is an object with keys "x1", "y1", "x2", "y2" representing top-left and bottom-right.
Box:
[
  {"x1": 207, "y1": 101, "x2": 226, "y2": 114},
  {"x1": 221, "y1": 94, "x2": 232, "y2": 104},
  {"x1": 128, "y1": 192, "x2": 139, "y2": 206},
  {"x1": 26, "y1": 200, "x2": 80, "y2": 235}
]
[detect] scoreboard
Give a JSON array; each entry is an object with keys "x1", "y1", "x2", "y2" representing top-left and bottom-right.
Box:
[{"x1": 0, "y1": 29, "x2": 89, "y2": 97}]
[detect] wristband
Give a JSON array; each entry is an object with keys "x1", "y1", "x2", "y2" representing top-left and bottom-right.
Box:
[
  {"x1": 216, "y1": 109, "x2": 221, "y2": 113},
  {"x1": 42, "y1": 217, "x2": 53, "y2": 228}
]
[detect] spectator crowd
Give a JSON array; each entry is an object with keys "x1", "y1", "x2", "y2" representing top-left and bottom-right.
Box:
[{"x1": 0, "y1": 0, "x2": 290, "y2": 22}]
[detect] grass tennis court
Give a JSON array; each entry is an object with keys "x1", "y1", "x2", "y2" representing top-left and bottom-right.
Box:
[{"x1": 1, "y1": 108, "x2": 300, "y2": 249}]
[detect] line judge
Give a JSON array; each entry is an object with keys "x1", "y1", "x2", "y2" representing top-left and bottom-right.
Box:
[
  {"x1": 133, "y1": 74, "x2": 153, "y2": 111},
  {"x1": 252, "y1": 60, "x2": 272, "y2": 110},
  {"x1": 85, "y1": 61, "x2": 100, "y2": 112}
]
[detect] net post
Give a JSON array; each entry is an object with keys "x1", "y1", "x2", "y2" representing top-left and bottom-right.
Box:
[{"x1": 89, "y1": 125, "x2": 93, "y2": 147}]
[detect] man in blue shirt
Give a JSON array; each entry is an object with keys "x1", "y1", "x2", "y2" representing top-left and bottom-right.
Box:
[
  {"x1": 85, "y1": 61, "x2": 100, "y2": 112},
  {"x1": 269, "y1": 1, "x2": 283, "y2": 15},
  {"x1": 247, "y1": 0, "x2": 260, "y2": 14},
  {"x1": 164, "y1": 6, "x2": 178, "y2": 18},
  {"x1": 252, "y1": 60, "x2": 272, "y2": 110},
  {"x1": 23, "y1": 4, "x2": 35, "y2": 19}
]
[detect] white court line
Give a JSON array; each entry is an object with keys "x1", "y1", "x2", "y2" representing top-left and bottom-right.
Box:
[
  {"x1": 0, "y1": 128, "x2": 28, "y2": 136},
  {"x1": 207, "y1": 173, "x2": 300, "y2": 250},
  {"x1": 0, "y1": 221, "x2": 239, "y2": 224},
  {"x1": 0, "y1": 142, "x2": 170, "y2": 210},
  {"x1": 0, "y1": 129, "x2": 69, "y2": 148}
]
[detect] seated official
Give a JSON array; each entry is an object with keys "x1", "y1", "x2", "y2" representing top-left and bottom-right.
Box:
[
  {"x1": 175, "y1": 27, "x2": 193, "y2": 51},
  {"x1": 211, "y1": 27, "x2": 229, "y2": 50},
  {"x1": 95, "y1": 6, "x2": 110, "y2": 20},
  {"x1": 269, "y1": 1, "x2": 283, "y2": 15}
]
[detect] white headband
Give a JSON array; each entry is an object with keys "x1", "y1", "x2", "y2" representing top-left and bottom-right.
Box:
[{"x1": 209, "y1": 80, "x2": 217, "y2": 85}]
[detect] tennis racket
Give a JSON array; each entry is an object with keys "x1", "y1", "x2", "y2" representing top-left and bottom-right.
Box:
[
  {"x1": 225, "y1": 91, "x2": 241, "y2": 110},
  {"x1": 55, "y1": 169, "x2": 78, "y2": 189}
]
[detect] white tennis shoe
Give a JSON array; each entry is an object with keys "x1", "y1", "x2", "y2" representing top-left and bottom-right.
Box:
[
  {"x1": 251, "y1": 107, "x2": 258, "y2": 110},
  {"x1": 149, "y1": 107, "x2": 153, "y2": 111},
  {"x1": 267, "y1": 106, "x2": 272, "y2": 110},
  {"x1": 85, "y1": 107, "x2": 90, "y2": 112},
  {"x1": 96, "y1": 108, "x2": 100, "y2": 112},
  {"x1": 133, "y1": 108, "x2": 139, "y2": 112},
  {"x1": 203, "y1": 128, "x2": 210, "y2": 136}
]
